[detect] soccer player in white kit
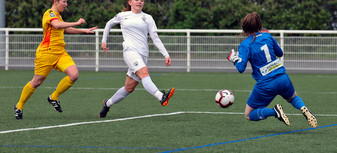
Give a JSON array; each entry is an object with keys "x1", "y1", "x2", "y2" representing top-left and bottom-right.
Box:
[{"x1": 99, "y1": 0, "x2": 175, "y2": 118}]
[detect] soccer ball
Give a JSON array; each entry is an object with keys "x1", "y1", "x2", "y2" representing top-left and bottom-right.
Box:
[{"x1": 215, "y1": 89, "x2": 234, "y2": 108}]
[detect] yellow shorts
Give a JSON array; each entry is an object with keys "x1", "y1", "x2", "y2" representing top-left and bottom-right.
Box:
[{"x1": 34, "y1": 52, "x2": 76, "y2": 77}]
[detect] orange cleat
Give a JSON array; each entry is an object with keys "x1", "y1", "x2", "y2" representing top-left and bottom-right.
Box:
[{"x1": 160, "y1": 88, "x2": 175, "y2": 106}]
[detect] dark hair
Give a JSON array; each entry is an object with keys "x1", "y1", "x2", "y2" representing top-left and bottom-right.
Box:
[
  {"x1": 122, "y1": 0, "x2": 131, "y2": 11},
  {"x1": 50, "y1": 0, "x2": 60, "y2": 4},
  {"x1": 241, "y1": 12, "x2": 262, "y2": 41}
]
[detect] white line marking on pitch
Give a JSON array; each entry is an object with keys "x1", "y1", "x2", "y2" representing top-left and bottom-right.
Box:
[
  {"x1": 0, "y1": 112, "x2": 184, "y2": 134},
  {"x1": 1, "y1": 111, "x2": 336, "y2": 135}
]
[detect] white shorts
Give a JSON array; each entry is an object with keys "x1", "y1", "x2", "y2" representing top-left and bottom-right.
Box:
[{"x1": 123, "y1": 51, "x2": 147, "y2": 82}]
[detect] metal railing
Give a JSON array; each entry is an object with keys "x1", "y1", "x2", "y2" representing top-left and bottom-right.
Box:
[{"x1": 0, "y1": 28, "x2": 337, "y2": 73}]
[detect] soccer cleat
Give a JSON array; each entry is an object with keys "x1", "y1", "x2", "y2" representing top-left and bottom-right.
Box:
[
  {"x1": 99, "y1": 99, "x2": 110, "y2": 118},
  {"x1": 160, "y1": 88, "x2": 175, "y2": 106},
  {"x1": 273, "y1": 104, "x2": 290, "y2": 126},
  {"x1": 301, "y1": 106, "x2": 317, "y2": 128},
  {"x1": 14, "y1": 106, "x2": 23, "y2": 119},
  {"x1": 47, "y1": 95, "x2": 63, "y2": 113}
]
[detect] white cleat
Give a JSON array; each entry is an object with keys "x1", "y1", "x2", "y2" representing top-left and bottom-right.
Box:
[
  {"x1": 301, "y1": 106, "x2": 317, "y2": 128},
  {"x1": 273, "y1": 104, "x2": 290, "y2": 126}
]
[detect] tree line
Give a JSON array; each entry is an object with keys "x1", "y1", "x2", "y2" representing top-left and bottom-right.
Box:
[{"x1": 5, "y1": 0, "x2": 337, "y2": 30}]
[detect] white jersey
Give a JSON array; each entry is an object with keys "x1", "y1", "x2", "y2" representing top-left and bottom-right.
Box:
[{"x1": 102, "y1": 11, "x2": 169, "y2": 58}]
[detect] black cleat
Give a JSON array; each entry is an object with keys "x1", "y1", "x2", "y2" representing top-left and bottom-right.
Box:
[
  {"x1": 273, "y1": 104, "x2": 290, "y2": 126},
  {"x1": 47, "y1": 95, "x2": 63, "y2": 113},
  {"x1": 99, "y1": 99, "x2": 110, "y2": 118},
  {"x1": 301, "y1": 106, "x2": 317, "y2": 128},
  {"x1": 160, "y1": 88, "x2": 175, "y2": 106},
  {"x1": 14, "y1": 106, "x2": 23, "y2": 120}
]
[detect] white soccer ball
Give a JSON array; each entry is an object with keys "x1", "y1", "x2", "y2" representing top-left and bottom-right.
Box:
[{"x1": 215, "y1": 89, "x2": 234, "y2": 108}]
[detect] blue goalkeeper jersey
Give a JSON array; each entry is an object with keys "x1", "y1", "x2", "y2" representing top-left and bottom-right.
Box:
[{"x1": 235, "y1": 32, "x2": 286, "y2": 82}]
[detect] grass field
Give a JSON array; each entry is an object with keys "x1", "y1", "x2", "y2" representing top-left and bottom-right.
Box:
[{"x1": 0, "y1": 70, "x2": 337, "y2": 153}]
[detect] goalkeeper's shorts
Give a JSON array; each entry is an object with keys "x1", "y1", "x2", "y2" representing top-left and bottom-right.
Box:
[
  {"x1": 247, "y1": 74, "x2": 295, "y2": 108},
  {"x1": 34, "y1": 51, "x2": 76, "y2": 77}
]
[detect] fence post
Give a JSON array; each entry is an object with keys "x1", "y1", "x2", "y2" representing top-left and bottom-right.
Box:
[
  {"x1": 95, "y1": 30, "x2": 99, "y2": 72},
  {"x1": 5, "y1": 28, "x2": 8, "y2": 70},
  {"x1": 280, "y1": 31, "x2": 284, "y2": 65},
  {"x1": 186, "y1": 30, "x2": 191, "y2": 72}
]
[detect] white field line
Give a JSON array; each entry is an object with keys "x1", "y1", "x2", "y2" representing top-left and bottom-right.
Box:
[
  {"x1": 0, "y1": 112, "x2": 184, "y2": 134},
  {"x1": 1, "y1": 86, "x2": 337, "y2": 94},
  {"x1": 186, "y1": 111, "x2": 244, "y2": 115},
  {"x1": 1, "y1": 111, "x2": 336, "y2": 135}
]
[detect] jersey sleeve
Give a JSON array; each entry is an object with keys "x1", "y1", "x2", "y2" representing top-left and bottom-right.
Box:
[
  {"x1": 102, "y1": 13, "x2": 122, "y2": 43},
  {"x1": 271, "y1": 36, "x2": 283, "y2": 57},
  {"x1": 147, "y1": 15, "x2": 169, "y2": 58},
  {"x1": 44, "y1": 10, "x2": 58, "y2": 25},
  {"x1": 235, "y1": 43, "x2": 250, "y2": 73}
]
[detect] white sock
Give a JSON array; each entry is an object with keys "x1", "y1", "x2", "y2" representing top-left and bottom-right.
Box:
[
  {"x1": 154, "y1": 90, "x2": 164, "y2": 101},
  {"x1": 106, "y1": 86, "x2": 130, "y2": 107},
  {"x1": 142, "y1": 76, "x2": 162, "y2": 101}
]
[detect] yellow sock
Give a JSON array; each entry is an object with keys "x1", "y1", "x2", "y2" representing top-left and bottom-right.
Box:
[
  {"x1": 51, "y1": 76, "x2": 74, "y2": 100},
  {"x1": 16, "y1": 82, "x2": 36, "y2": 110}
]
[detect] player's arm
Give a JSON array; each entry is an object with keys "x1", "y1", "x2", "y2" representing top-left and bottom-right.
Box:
[
  {"x1": 101, "y1": 19, "x2": 114, "y2": 53},
  {"x1": 234, "y1": 46, "x2": 249, "y2": 73},
  {"x1": 64, "y1": 26, "x2": 98, "y2": 34},
  {"x1": 272, "y1": 36, "x2": 283, "y2": 57},
  {"x1": 151, "y1": 32, "x2": 171, "y2": 66},
  {"x1": 227, "y1": 49, "x2": 246, "y2": 73},
  {"x1": 150, "y1": 32, "x2": 169, "y2": 57},
  {"x1": 150, "y1": 31, "x2": 171, "y2": 66},
  {"x1": 51, "y1": 18, "x2": 85, "y2": 29},
  {"x1": 101, "y1": 14, "x2": 121, "y2": 53},
  {"x1": 227, "y1": 49, "x2": 240, "y2": 64},
  {"x1": 148, "y1": 15, "x2": 170, "y2": 66}
]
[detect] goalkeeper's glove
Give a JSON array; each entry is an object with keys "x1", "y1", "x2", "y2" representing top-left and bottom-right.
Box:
[{"x1": 227, "y1": 49, "x2": 239, "y2": 64}]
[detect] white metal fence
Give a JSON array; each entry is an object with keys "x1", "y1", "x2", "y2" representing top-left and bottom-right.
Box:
[{"x1": 0, "y1": 28, "x2": 337, "y2": 73}]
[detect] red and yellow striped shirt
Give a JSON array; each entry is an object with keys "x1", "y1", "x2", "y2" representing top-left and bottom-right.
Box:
[{"x1": 37, "y1": 9, "x2": 66, "y2": 54}]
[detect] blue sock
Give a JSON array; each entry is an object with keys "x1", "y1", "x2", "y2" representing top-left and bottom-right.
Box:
[
  {"x1": 290, "y1": 96, "x2": 305, "y2": 110},
  {"x1": 249, "y1": 108, "x2": 276, "y2": 121}
]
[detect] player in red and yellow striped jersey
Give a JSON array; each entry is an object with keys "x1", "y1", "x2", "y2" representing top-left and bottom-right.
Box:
[{"x1": 14, "y1": 0, "x2": 97, "y2": 119}]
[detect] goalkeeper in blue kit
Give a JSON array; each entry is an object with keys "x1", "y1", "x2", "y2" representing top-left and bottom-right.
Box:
[{"x1": 227, "y1": 12, "x2": 317, "y2": 127}]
